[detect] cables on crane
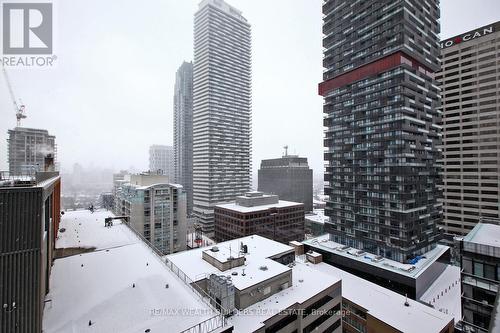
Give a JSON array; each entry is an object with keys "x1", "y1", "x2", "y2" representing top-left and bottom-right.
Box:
[{"x1": 2, "y1": 65, "x2": 26, "y2": 127}]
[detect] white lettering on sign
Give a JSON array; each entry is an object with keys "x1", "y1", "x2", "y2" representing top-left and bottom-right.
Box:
[{"x1": 440, "y1": 26, "x2": 494, "y2": 48}]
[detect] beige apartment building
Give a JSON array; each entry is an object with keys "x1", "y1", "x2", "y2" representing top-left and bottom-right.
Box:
[
  {"x1": 114, "y1": 173, "x2": 187, "y2": 254},
  {"x1": 438, "y1": 21, "x2": 500, "y2": 235}
]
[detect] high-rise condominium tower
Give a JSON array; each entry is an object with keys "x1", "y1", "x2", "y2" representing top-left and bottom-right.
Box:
[
  {"x1": 192, "y1": 0, "x2": 252, "y2": 236},
  {"x1": 319, "y1": 0, "x2": 442, "y2": 262},
  {"x1": 174, "y1": 61, "x2": 194, "y2": 216},
  {"x1": 8, "y1": 127, "x2": 56, "y2": 175},
  {"x1": 438, "y1": 21, "x2": 500, "y2": 236},
  {"x1": 149, "y1": 145, "x2": 174, "y2": 181},
  {"x1": 114, "y1": 174, "x2": 187, "y2": 254}
]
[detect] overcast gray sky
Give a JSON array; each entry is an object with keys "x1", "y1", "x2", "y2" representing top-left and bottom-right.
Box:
[{"x1": 1, "y1": 0, "x2": 499, "y2": 176}]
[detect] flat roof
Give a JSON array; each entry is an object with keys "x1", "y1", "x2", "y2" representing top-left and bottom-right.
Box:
[
  {"x1": 307, "y1": 251, "x2": 322, "y2": 258},
  {"x1": 43, "y1": 210, "x2": 218, "y2": 332},
  {"x1": 202, "y1": 244, "x2": 245, "y2": 263},
  {"x1": 463, "y1": 223, "x2": 500, "y2": 248},
  {"x1": 168, "y1": 235, "x2": 294, "y2": 291},
  {"x1": 0, "y1": 173, "x2": 59, "y2": 188},
  {"x1": 56, "y1": 209, "x2": 137, "y2": 250},
  {"x1": 305, "y1": 209, "x2": 328, "y2": 224},
  {"x1": 228, "y1": 260, "x2": 340, "y2": 332},
  {"x1": 310, "y1": 263, "x2": 454, "y2": 333},
  {"x1": 419, "y1": 265, "x2": 462, "y2": 323},
  {"x1": 216, "y1": 200, "x2": 302, "y2": 213},
  {"x1": 135, "y1": 183, "x2": 183, "y2": 190},
  {"x1": 303, "y1": 234, "x2": 449, "y2": 278}
]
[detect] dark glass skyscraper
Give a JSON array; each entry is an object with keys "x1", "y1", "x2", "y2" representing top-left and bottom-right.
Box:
[
  {"x1": 258, "y1": 154, "x2": 313, "y2": 212},
  {"x1": 173, "y1": 61, "x2": 193, "y2": 215},
  {"x1": 319, "y1": 0, "x2": 442, "y2": 262}
]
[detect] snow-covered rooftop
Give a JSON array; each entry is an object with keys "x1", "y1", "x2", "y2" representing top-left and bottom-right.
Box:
[
  {"x1": 43, "y1": 210, "x2": 219, "y2": 333},
  {"x1": 419, "y1": 265, "x2": 462, "y2": 323},
  {"x1": 303, "y1": 234, "x2": 449, "y2": 278},
  {"x1": 168, "y1": 235, "x2": 294, "y2": 291},
  {"x1": 307, "y1": 251, "x2": 322, "y2": 258},
  {"x1": 216, "y1": 200, "x2": 302, "y2": 213},
  {"x1": 134, "y1": 183, "x2": 183, "y2": 190},
  {"x1": 169, "y1": 235, "x2": 340, "y2": 333},
  {"x1": 464, "y1": 223, "x2": 500, "y2": 248},
  {"x1": 305, "y1": 209, "x2": 328, "y2": 224},
  {"x1": 57, "y1": 209, "x2": 137, "y2": 250},
  {"x1": 228, "y1": 259, "x2": 340, "y2": 332},
  {"x1": 310, "y1": 262, "x2": 454, "y2": 333}
]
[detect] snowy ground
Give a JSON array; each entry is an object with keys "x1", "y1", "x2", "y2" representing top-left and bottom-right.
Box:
[
  {"x1": 419, "y1": 265, "x2": 462, "y2": 323},
  {"x1": 43, "y1": 209, "x2": 217, "y2": 333}
]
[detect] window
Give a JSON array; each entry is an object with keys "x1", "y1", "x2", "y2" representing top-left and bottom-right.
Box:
[
  {"x1": 323, "y1": 319, "x2": 341, "y2": 333},
  {"x1": 303, "y1": 294, "x2": 334, "y2": 317},
  {"x1": 265, "y1": 313, "x2": 297, "y2": 333},
  {"x1": 485, "y1": 264, "x2": 496, "y2": 280},
  {"x1": 303, "y1": 304, "x2": 341, "y2": 333},
  {"x1": 474, "y1": 262, "x2": 484, "y2": 278}
]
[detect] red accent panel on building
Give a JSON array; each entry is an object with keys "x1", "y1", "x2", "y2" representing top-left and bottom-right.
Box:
[{"x1": 318, "y1": 51, "x2": 434, "y2": 96}]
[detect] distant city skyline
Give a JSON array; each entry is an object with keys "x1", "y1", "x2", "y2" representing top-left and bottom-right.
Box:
[{"x1": 0, "y1": 0, "x2": 499, "y2": 177}]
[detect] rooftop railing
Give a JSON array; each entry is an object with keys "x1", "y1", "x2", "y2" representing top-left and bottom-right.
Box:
[
  {"x1": 0, "y1": 171, "x2": 36, "y2": 187},
  {"x1": 119, "y1": 218, "x2": 229, "y2": 333}
]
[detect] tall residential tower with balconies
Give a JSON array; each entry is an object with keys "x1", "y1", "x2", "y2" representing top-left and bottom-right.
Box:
[
  {"x1": 192, "y1": 0, "x2": 252, "y2": 236},
  {"x1": 173, "y1": 61, "x2": 194, "y2": 216},
  {"x1": 319, "y1": 0, "x2": 442, "y2": 262}
]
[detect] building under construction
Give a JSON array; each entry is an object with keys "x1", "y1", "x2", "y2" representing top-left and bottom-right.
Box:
[{"x1": 7, "y1": 127, "x2": 57, "y2": 176}]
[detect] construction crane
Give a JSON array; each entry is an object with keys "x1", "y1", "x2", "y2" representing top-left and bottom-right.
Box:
[
  {"x1": 2, "y1": 65, "x2": 26, "y2": 127},
  {"x1": 283, "y1": 145, "x2": 289, "y2": 157}
]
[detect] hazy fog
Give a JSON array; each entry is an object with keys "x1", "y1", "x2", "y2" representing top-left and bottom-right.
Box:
[{"x1": 1, "y1": 0, "x2": 499, "y2": 179}]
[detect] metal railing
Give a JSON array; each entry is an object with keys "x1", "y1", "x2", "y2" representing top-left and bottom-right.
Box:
[
  {"x1": 0, "y1": 171, "x2": 35, "y2": 186},
  {"x1": 119, "y1": 218, "x2": 228, "y2": 333},
  {"x1": 180, "y1": 315, "x2": 227, "y2": 333}
]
